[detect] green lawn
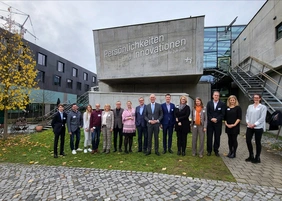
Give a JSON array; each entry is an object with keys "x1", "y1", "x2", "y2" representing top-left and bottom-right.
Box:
[{"x1": 0, "y1": 129, "x2": 235, "y2": 182}]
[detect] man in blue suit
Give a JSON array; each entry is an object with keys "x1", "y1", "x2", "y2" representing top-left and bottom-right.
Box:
[
  {"x1": 135, "y1": 97, "x2": 147, "y2": 153},
  {"x1": 161, "y1": 94, "x2": 176, "y2": 154}
]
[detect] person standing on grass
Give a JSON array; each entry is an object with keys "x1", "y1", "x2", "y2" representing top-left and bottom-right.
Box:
[
  {"x1": 174, "y1": 95, "x2": 191, "y2": 156},
  {"x1": 206, "y1": 91, "x2": 226, "y2": 157},
  {"x1": 191, "y1": 97, "x2": 207, "y2": 158},
  {"x1": 90, "y1": 104, "x2": 102, "y2": 154},
  {"x1": 245, "y1": 94, "x2": 267, "y2": 164},
  {"x1": 83, "y1": 105, "x2": 93, "y2": 153},
  {"x1": 101, "y1": 104, "x2": 114, "y2": 154},
  {"x1": 51, "y1": 104, "x2": 67, "y2": 158},
  {"x1": 224, "y1": 95, "x2": 242, "y2": 159},
  {"x1": 135, "y1": 97, "x2": 148, "y2": 153},
  {"x1": 122, "y1": 101, "x2": 136, "y2": 154},
  {"x1": 161, "y1": 93, "x2": 176, "y2": 154},
  {"x1": 67, "y1": 103, "x2": 83, "y2": 155},
  {"x1": 113, "y1": 101, "x2": 124, "y2": 152}
]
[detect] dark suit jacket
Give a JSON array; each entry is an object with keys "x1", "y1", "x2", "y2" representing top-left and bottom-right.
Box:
[
  {"x1": 174, "y1": 105, "x2": 191, "y2": 133},
  {"x1": 144, "y1": 102, "x2": 163, "y2": 125},
  {"x1": 206, "y1": 100, "x2": 226, "y2": 125},
  {"x1": 135, "y1": 105, "x2": 147, "y2": 127},
  {"x1": 113, "y1": 108, "x2": 124, "y2": 129},
  {"x1": 51, "y1": 111, "x2": 67, "y2": 134},
  {"x1": 161, "y1": 103, "x2": 176, "y2": 126}
]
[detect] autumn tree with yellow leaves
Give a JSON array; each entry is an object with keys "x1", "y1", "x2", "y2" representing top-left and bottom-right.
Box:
[{"x1": 0, "y1": 29, "x2": 37, "y2": 139}]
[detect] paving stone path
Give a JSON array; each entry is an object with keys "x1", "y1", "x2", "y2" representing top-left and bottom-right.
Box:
[{"x1": 0, "y1": 162, "x2": 282, "y2": 201}]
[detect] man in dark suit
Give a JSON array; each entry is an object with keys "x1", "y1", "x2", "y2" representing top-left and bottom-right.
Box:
[
  {"x1": 51, "y1": 104, "x2": 67, "y2": 158},
  {"x1": 113, "y1": 101, "x2": 124, "y2": 152},
  {"x1": 161, "y1": 94, "x2": 176, "y2": 154},
  {"x1": 206, "y1": 91, "x2": 226, "y2": 156},
  {"x1": 144, "y1": 94, "x2": 163, "y2": 156},
  {"x1": 135, "y1": 97, "x2": 147, "y2": 153}
]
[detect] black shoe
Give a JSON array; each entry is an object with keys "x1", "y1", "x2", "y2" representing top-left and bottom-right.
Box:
[
  {"x1": 177, "y1": 151, "x2": 181, "y2": 155},
  {"x1": 245, "y1": 156, "x2": 254, "y2": 162},
  {"x1": 228, "y1": 153, "x2": 235, "y2": 158},
  {"x1": 102, "y1": 149, "x2": 106, "y2": 153},
  {"x1": 145, "y1": 152, "x2": 151, "y2": 156},
  {"x1": 227, "y1": 152, "x2": 231, "y2": 157},
  {"x1": 168, "y1": 149, "x2": 173, "y2": 154},
  {"x1": 252, "y1": 157, "x2": 261, "y2": 164},
  {"x1": 143, "y1": 150, "x2": 147, "y2": 154},
  {"x1": 182, "y1": 152, "x2": 185, "y2": 156},
  {"x1": 119, "y1": 148, "x2": 122, "y2": 152},
  {"x1": 113, "y1": 149, "x2": 117, "y2": 152},
  {"x1": 207, "y1": 152, "x2": 211, "y2": 156},
  {"x1": 54, "y1": 154, "x2": 58, "y2": 158},
  {"x1": 129, "y1": 150, "x2": 132, "y2": 153},
  {"x1": 162, "y1": 150, "x2": 166, "y2": 154},
  {"x1": 60, "y1": 152, "x2": 66, "y2": 156},
  {"x1": 138, "y1": 150, "x2": 142, "y2": 152},
  {"x1": 155, "y1": 152, "x2": 160, "y2": 156},
  {"x1": 124, "y1": 150, "x2": 129, "y2": 154},
  {"x1": 215, "y1": 153, "x2": 220, "y2": 157}
]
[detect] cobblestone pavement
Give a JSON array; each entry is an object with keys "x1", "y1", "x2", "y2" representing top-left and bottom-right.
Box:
[{"x1": 0, "y1": 163, "x2": 282, "y2": 201}]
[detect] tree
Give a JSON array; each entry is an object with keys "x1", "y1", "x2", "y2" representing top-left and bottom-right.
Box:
[{"x1": 0, "y1": 29, "x2": 37, "y2": 139}]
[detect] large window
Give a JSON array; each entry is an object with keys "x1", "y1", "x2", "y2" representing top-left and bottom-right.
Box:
[
  {"x1": 53, "y1": 75, "x2": 61, "y2": 86},
  {"x1": 38, "y1": 53, "x2": 47, "y2": 66},
  {"x1": 83, "y1": 72, "x2": 88, "y2": 81},
  {"x1": 37, "y1": 71, "x2": 45, "y2": 83},
  {"x1": 67, "y1": 79, "x2": 73, "y2": 89},
  {"x1": 85, "y1": 84, "x2": 89, "y2": 92},
  {"x1": 92, "y1": 76, "x2": 96, "y2": 83},
  {"x1": 72, "y1": 68, "x2": 78, "y2": 77},
  {"x1": 77, "y1": 82, "x2": 81, "y2": 90},
  {"x1": 57, "y1": 61, "x2": 65, "y2": 72},
  {"x1": 276, "y1": 22, "x2": 282, "y2": 40}
]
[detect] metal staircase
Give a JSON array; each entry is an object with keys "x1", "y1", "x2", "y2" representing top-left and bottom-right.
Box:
[
  {"x1": 229, "y1": 56, "x2": 282, "y2": 113},
  {"x1": 36, "y1": 91, "x2": 90, "y2": 129}
]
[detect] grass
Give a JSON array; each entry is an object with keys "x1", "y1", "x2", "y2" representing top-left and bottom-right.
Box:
[{"x1": 0, "y1": 129, "x2": 235, "y2": 182}]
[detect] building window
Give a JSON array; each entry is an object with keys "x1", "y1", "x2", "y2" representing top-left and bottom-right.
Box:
[
  {"x1": 37, "y1": 71, "x2": 45, "y2": 83},
  {"x1": 83, "y1": 72, "x2": 88, "y2": 81},
  {"x1": 77, "y1": 82, "x2": 81, "y2": 90},
  {"x1": 38, "y1": 53, "x2": 47, "y2": 66},
  {"x1": 85, "y1": 84, "x2": 89, "y2": 92},
  {"x1": 92, "y1": 76, "x2": 96, "y2": 83},
  {"x1": 67, "y1": 79, "x2": 73, "y2": 89},
  {"x1": 57, "y1": 61, "x2": 65, "y2": 72},
  {"x1": 53, "y1": 75, "x2": 61, "y2": 86},
  {"x1": 276, "y1": 22, "x2": 282, "y2": 40},
  {"x1": 72, "y1": 68, "x2": 78, "y2": 77}
]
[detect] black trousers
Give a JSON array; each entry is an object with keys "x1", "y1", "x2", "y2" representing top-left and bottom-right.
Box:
[
  {"x1": 207, "y1": 123, "x2": 222, "y2": 153},
  {"x1": 137, "y1": 126, "x2": 148, "y2": 151},
  {"x1": 54, "y1": 131, "x2": 65, "y2": 155},
  {"x1": 113, "y1": 127, "x2": 123, "y2": 150},
  {"x1": 246, "y1": 128, "x2": 263, "y2": 157},
  {"x1": 176, "y1": 129, "x2": 188, "y2": 153},
  {"x1": 147, "y1": 123, "x2": 160, "y2": 153},
  {"x1": 227, "y1": 133, "x2": 238, "y2": 153}
]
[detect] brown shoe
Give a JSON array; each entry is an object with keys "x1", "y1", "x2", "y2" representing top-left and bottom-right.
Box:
[
  {"x1": 91, "y1": 150, "x2": 95, "y2": 154},
  {"x1": 95, "y1": 149, "x2": 99, "y2": 153}
]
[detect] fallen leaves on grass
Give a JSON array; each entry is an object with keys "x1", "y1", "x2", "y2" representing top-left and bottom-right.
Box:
[
  {"x1": 62, "y1": 162, "x2": 67, "y2": 166},
  {"x1": 119, "y1": 161, "x2": 123, "y2": 163},
  {"x1": 162, "y1": 167, "x2": 166, "y2": 171},
  {"x1": 182, "y1": 172, "x2": 186, "y2": 175}
]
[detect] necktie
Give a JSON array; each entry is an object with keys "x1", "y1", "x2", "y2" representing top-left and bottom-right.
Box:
[{"x1": 151, "y1": 104, "x2": 155, "y2": 113}]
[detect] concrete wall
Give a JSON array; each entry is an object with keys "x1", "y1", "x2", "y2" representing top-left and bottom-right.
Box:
[
  {"x1": 89, "y1": 92, "x2": 193, "y2": 110},
  {"x1": 232, "y1": 0, "x2": 282, "y2": 68},
  {"x1": 93, "y1": 16, "x2": 204, "y2": 82}
]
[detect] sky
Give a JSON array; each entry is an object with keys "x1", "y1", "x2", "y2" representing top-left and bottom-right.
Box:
[{"x1": 0, "y1": 0, "x2": 266, "y2": 73}]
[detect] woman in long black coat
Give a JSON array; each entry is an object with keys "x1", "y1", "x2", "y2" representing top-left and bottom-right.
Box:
[{"x1": 174, "y1": 96, "x2": 191, "y2": 156}]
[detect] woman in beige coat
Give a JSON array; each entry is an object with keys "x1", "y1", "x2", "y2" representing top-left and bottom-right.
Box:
[
  {"x1": 191, "y1": 97, "x2": 207, "y2": 158},
  {"x1": 101, "y1": 104, "x2": 114, "y2": 153}
]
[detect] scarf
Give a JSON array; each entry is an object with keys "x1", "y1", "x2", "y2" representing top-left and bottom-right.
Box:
[
  {"x1": 179, "y1": 104, "x2": 186, "y2": 111},
  {"x1": 195, "y1": 106, "x2": 202, "y2": 125}
]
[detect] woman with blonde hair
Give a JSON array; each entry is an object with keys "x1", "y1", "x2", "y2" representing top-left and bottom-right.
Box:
[
  {"x1": 174, "y1": 96, "x2": 191, "y2": 156},
  {"x1": 101, "y1": 104, "x2": 114, "y2": 154},
  {"x1": 225, "y1": 95, "x2": 242, "y2": 158},
  {"x1": 191, "y1": 97, "x2": 207, "y2": 158},
  {"x1": 122, "y1": 101, "x2": 136, "y2": 154},
  {"x1": 83, "y1": 105, "x2": 93, "y2": 153}
]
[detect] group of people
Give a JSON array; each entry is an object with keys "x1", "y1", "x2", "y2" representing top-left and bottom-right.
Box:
[{"x1": 51, "y1": 92, "x2": 267, "y2": 164}]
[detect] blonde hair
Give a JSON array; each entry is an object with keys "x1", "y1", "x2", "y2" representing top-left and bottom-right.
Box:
[
  {"x1": 85, "y1": 105, "x2": 93, "y2": 121},
  {"x1": 180, "y1": 95, "x2": 188, "y2": 104},
  {"x1": 227, "y1": 95, "x2": 239, "y2": 107},
  {"x1": 104, "y1": 104, "x2": 111, "y2": 110}
]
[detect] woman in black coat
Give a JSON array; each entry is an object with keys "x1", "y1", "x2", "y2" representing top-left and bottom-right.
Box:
[{"x1": 174, "y1": 96, "x2": 191, "y2": 156}]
